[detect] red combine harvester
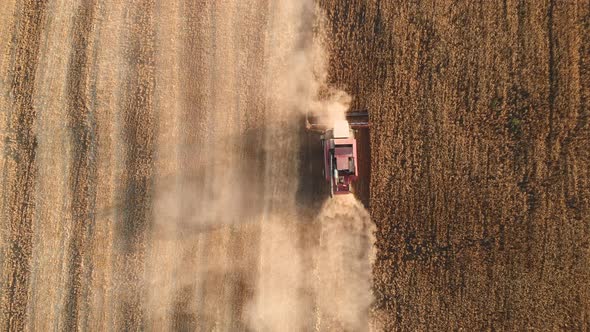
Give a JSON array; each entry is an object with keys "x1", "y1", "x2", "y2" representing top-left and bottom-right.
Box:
[{"x1": 307, "y1": 111, "x2": 369, "y2": 196}]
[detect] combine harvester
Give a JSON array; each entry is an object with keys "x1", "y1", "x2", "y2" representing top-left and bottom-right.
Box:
[{"x1": 307, "y1": 111, "x2": 369, "y2": 196}]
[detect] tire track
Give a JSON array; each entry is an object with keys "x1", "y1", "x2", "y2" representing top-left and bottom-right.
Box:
[
  {"x1": 175, "y1": 1, "x2": 217, "y2": 328},
  {"x1": 115, "y1": 0, "x2": 156, "y2": 329},
  {"x1": 81, "y1": 2, "x2": 126, "y2": 329},
  {"x1": 223, "y1": 2, "x2": 269, "y2": 328},
  {"x1": 0, "y1": 0, "x2": 18, "y2": 298},
  {"x1": 62, "y1": 1, "x2": 98, "y2": 330},
  {"x1": 0, "y1": 0, "x2": 48, "y2": 330}
]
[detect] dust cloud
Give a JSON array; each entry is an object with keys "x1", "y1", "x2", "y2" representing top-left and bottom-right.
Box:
[
  {"x1": 151, "y1": 0, "x2": 377, "y2": 330},
  {"x1": 0, "y1": 0, "x2": 375, "y2": 330},
  {"x1": 315, "y1": 195, "x2": 376, "y2": 331}
]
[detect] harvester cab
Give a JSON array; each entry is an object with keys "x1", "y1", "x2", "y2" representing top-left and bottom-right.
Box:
[{"x1": 306, "y1": 111, "x2": 369, "y2": 197}]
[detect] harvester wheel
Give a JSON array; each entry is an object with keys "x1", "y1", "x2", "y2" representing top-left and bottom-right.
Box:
[{"x1": 329, "y1": 157, "x2": 334, "y2": 197}]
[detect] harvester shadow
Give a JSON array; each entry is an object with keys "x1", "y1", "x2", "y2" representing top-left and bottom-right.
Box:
[
  {"x1": 295, "y1": 114, "x2": 329, "y2": 221},
  {"x1": 95, "y1": 125, "x2": 267, "y2": 246},
  {"x1": 95, "y1": 120, "x2": 330, "y2": 243}
]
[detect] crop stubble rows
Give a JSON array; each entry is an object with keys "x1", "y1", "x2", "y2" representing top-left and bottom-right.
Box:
[
  {"x1": 1, "y1": 0, "x2": 588, "y2": 330},
  {"x1": 0, "y1": 1, "x2": 47, "y2": 330},
  {"x1": 1, "y1": 0, "x2": 329, "y2": 330},
  {"x1": 320, "y1": 0, "x2": 589, "y2": 330}
]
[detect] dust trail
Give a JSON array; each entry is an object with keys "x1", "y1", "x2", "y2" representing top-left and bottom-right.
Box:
[
  {"x1": 244, "y1": 0, "x2": 316, "y2": 329},
  {"x1": 238, "y1": 0, "x2": 377, "y2": 330},
  {"x1": 0, "y1": 0, "x2": 376, "y2": 330},
  {"x1": 315, "y1": 195, "x2": 376, "y2": 331},
  {"x1": 150, "y1": 0, "x2": 269, "y2": 329}
]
